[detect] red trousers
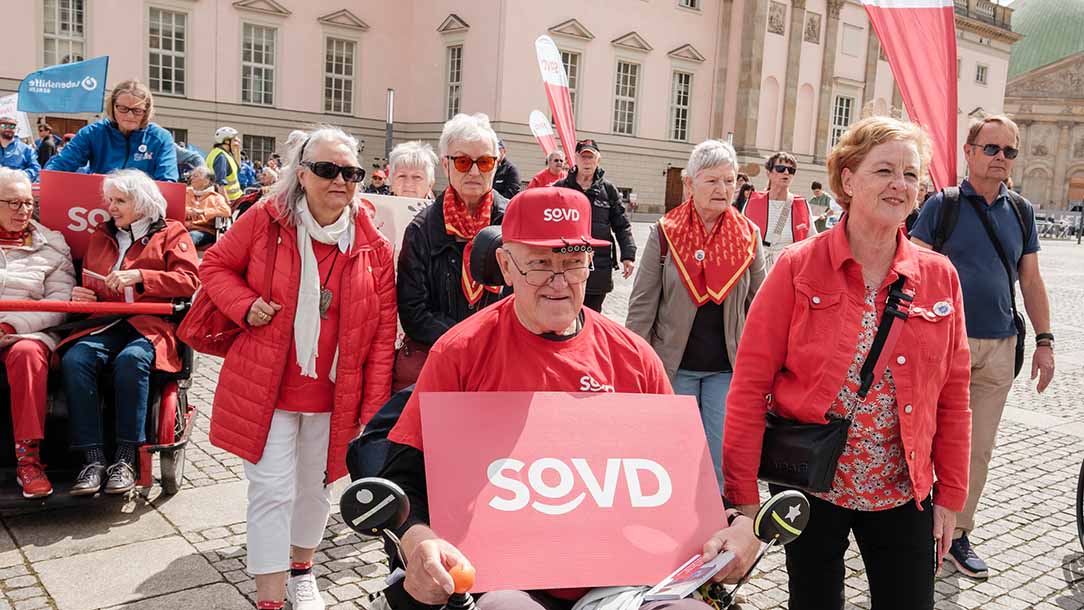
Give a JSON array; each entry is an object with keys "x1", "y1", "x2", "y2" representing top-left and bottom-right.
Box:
[{"x1": 3, "y1": 339, "x2": 49, "y2": 441}]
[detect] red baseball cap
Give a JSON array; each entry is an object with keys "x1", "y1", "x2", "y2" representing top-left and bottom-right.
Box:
[{"x1": 502, "y1": 187, "x2": 609, "y2": 249}]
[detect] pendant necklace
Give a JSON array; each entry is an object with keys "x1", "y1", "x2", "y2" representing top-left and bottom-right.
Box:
[{"x1": 318, "y1": 248, "x2": 340, "y2": 319}]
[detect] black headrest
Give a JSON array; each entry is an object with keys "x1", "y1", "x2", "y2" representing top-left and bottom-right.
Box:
[{"x1": 470, "y1": 225, "x2": 505, "y2": 287}]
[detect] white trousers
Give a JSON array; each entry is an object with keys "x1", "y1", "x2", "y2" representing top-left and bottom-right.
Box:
[{"x1": 244, "y1": 409, "x2": 333, "y2": 575}]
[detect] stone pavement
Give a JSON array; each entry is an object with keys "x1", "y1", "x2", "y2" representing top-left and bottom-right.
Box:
[{"x1": 0, "y1": 224, "x2": 1081, "y2": 609}]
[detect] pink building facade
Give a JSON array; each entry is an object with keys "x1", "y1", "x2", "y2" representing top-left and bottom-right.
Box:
[{"x1": 4, "y1": 0, "x2": 1017, "y2": 212}]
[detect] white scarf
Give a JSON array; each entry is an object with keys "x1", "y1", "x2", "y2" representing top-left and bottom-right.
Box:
[{"x1": 295, "y1": 198, "x2": 354, "y2": 379}]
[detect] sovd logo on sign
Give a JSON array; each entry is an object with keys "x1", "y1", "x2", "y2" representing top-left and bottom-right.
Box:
[
  {"x1": 487, "y1": 457, "x2": 673, "y2": 516},
  {"x1": 67, "y1": 207, "x2": 111, "y2": 232}
]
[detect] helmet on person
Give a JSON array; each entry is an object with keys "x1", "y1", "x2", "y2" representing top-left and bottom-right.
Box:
[{"x1": 215, "y1": 126, "x2": 239, "y2": 144}]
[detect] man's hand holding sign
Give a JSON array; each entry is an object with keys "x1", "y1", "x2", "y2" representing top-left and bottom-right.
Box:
[{"x1": 377, "y1": 188, "x2": 759, "y2": 610}]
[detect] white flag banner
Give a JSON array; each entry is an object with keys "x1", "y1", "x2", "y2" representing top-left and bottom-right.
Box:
[{"x1": 358, "y1": 193, "x2": 430, "y2": 264}]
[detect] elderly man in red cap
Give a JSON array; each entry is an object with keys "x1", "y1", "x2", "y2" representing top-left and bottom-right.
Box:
[
  {"x1": 376, "y1": 187, "x2": 759, "y2": 610},
  {"x1": 365, "y1": 168, "x2": 392, "y2": 195}
]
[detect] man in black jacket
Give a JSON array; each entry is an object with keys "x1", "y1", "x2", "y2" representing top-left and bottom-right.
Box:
[
  {"x1": 492, "y1": 139, "x2": 521, "y2": 200},
  {"x1": 555, "y1": 139, "x2": 636, "y2": 311}
]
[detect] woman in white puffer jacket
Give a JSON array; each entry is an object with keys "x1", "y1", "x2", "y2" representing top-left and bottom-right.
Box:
[{"x1": 0, "y1": 168, "x2": 75, "y2": 499}]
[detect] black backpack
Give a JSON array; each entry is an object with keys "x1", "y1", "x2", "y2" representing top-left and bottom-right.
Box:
[{"x1": 931, "y1": 186, "x2": 1032, "y2": 253}]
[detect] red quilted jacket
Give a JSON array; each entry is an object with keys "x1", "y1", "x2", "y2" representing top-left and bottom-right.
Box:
[{"x1": 201, "y1": 202, "x2": 397, "y2": 482}]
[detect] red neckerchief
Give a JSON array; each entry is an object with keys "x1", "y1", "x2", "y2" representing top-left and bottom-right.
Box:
[
  {"x1": 442, "y1": 186, "x2": 500, "y2": 305},
  {"x1": 0, "y1": 228, "x2": 32, "y2": 249},
  {"x1": 658, "y1": 200, "x2": 757, "y2": 305}
]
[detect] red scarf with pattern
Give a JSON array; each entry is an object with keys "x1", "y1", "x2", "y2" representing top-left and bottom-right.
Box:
[
  {"x1": 443, "y1": 186, "x2": 500, "y2": 305},
  {"x1": 658, "y1": 200, "x2": 757, "y2": 306},
  {"x1": 0, "y1": 228, "x2": 32, "y2": 249}
]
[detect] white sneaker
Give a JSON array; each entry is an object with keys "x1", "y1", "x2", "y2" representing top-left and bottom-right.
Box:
[{"x1": 286, "y1": 572, "x2": 326, "y2": 610}]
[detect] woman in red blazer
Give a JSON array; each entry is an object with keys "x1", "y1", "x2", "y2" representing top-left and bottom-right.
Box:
[
  {"x1": 723, "y1": 117, "x2": 971, "y2": 610},
  {"x1": 199, "y1": 127, "x2": 396, "y2": 610}
]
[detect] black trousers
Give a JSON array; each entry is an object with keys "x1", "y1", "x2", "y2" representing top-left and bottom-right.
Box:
[
  {"x1": 770, "y1": 485, "x2": 935, "y2": 610},
  {"x1": 582, "y1": 293, "x2": 607, "y2": 312}
]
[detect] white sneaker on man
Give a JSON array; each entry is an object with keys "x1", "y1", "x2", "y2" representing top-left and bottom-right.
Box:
[{"x1": 286, "y1": 572, "x2": 326, "y2": 610}]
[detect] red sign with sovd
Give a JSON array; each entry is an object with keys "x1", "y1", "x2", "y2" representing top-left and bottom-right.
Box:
[{"x1": 421, "y1": 392, "x2": 725, "y2": 592}]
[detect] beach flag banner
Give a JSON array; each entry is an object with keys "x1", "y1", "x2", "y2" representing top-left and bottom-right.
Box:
[
  {"x1": 535, "y1": 36, "x2": 577, "y2": 158},
  {"x1": 528, "y1": 110, "x2": 559, "y2": 156}
]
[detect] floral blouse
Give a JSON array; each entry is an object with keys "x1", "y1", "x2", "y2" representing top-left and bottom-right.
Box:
[{"x1": 814, "y1": 285, "x2": 914, "y2": 511}]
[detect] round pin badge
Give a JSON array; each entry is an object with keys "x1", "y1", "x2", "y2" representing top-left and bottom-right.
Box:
[
  {"x1": 933, "y1": 301, "x2": 952, "y2": 317},
  {"x1": 694, "y1": 249, "x2": 706, "y2": 262},
  {"x1": 138, "y1": 144, "x2": 148, "y2": 153}
]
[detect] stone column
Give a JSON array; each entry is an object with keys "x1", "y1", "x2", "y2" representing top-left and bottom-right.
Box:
[
  {"x1": 733, "y1": 0, "x2": 770, "y2": 154},
  {"x1": 710, "y1": 0, "x2": 736, "y2": 139},
  {"x1": 891, "y1": 81, "x2": 903, "y2": 116},
  {"x1": 862, "y1": 29, "x2": 879, "y2": 107},
  {"x1": 812, "y1": 0, "x2": 844, "y2": 163},
  {"x1": 1015, "y1": 120, "x2": 1031, "y2": 187},
  {"x1": 779, "y1": 0, "x2": 807, "y2": 151},
  {"x1": 1053, "y1": 121, "x2": 1072, "y2": 208}
]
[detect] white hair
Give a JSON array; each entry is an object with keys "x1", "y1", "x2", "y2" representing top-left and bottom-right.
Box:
[
  {"x1": 438, "y1": 113, "x2": 499, "y2": 158},
  {"x1": 546, "y1": 150, "x2": 566, "y2": 163},
  {"x1": 389, "y1": 141, "x2": 438, "y2": 185},
  {"x1": 0, "y1": 167, "x2": 32, "y2": 193},
  {"x1": 188, "y1": 165, "x2": 214, "y2": 183},
  {"x1": 269, "y1": 125, "x2": 362, "y2": 227},
  {"x1": 686, "y1": 139, "x2": 739, "y2": 180},
  {"x1": 102, "y1": 169, "x2": 167, "y2": 221}
]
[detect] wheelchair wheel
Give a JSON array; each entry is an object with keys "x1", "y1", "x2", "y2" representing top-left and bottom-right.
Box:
[
  {"x1": 160, "y1": 445, "x2": 186, "y2": 495},
  {"x1": 1077, "y1": 457, "x2": 1084, "y2": 552}
]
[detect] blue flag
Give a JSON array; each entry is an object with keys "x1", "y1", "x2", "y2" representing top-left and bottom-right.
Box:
[{"x1": 17, "y1": 56, "x2": 109, "y2": 113}]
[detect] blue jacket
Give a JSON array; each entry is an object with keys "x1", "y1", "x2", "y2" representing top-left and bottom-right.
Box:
[
  {"x1": 1, "y1": 139, "x2": 41, "y2": 182},
  {"x1": 45, "y1": 119, "x2": 178, "y2": 181},
  {"x1": 238, "y1": 160, "x2": 256, "y2": 189}
]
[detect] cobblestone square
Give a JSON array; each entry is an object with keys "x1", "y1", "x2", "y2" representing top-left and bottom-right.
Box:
[{"x1": 2, "y1": 226, "x2": 1082, "y2": 609}]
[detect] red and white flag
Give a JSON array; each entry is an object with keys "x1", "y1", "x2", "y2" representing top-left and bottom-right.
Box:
[
  {"x1": 861, "y1": 0, "x2": 958, "y2": 189},
  {"x1": 535, "y1": 36, "x2": 577, "y2": 157},
  {"x1": 528, "y1": 110, "x2": 558, "y2": 156}
]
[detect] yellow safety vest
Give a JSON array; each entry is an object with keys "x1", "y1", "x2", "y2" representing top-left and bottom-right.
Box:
[{"x1": 206, "y1": 147, "x2": 243, "y2": 203}]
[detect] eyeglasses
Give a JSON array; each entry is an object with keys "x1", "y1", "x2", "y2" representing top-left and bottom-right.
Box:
[
  {"x1": 0, "y1": 200, "x2": 34, "y2": 211},
  {"x1": 114, "y1": 104, "x2": 147, "y2": 117},
  {"x1": 0, "y1": 123, "x2": 16, "y2": 129},
  {"x1": 446, "y1": 155, "x2": 498, "y2": 173},
  {"x1": 507, "y1": 253, "x2": 593, "y2": 287},
  {"x1": 302, "y1": 161, "x2": 366, "y2": 183},
  {"x1": 976, "y1": 143, "x2": 1019, "y2": 160},
  {"x1": 772, "y1": 164, "x2": 797, "y2": 175}
]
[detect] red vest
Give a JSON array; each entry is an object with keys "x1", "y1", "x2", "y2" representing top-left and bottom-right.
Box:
[{"x1": 743, "y1": 192, "x2": 812, "y2": 244}]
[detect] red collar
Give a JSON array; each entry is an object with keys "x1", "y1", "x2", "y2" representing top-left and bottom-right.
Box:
[{"x1": 827, "y1": 214, "x2": 919, "y2": 281}]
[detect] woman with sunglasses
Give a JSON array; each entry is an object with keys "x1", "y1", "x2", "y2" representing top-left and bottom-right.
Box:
[
  {"x1": 198, "y1": 126, "x2": 396, "y2": 610},
  {"x1": 45, "y1": 80, "x2": 178, "y2": 181},
  {"x1": 395, "y1": 113, "x2": 508, "y2": 389},
  {"x1": 742, "y1": 151, "x2": 817, "y2": 268},
  {"x1": 0, "y1": 168, "x2": 76, "y2": 499}
]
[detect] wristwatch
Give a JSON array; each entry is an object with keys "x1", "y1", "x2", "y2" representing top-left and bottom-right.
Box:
[
  {"x1": 725, "y1": 508, "x2": 746, "y2": 526},
  {"x1": 1036, "y1": 332, "x2": 1054, "y2": 349}
]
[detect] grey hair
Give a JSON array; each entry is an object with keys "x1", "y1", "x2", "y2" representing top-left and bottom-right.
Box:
[
  {"x1": 269, "y1": 125, "x2": 362, "y2": 227},
  {"x1": 0, "y1": 167, "x2": 32, "y2": 193},
  {"x1": 438, "y1": 113, "x2": 499, "y2": 157},
  {"x1": 686, "y1": 139, "x2": 739, "y2": 180},
  {"x1": 102, "y1": 169, "x2": 166, "y2": 221},
  {"x1": 188, "y1": 165, "x2": 214, "y2": 183},
  {"x1": 546, "y1": 150, "x2": 566, "y2": 162},
  {"x1": 389, "y1": 141, "x2": 438, "y2": 185}
]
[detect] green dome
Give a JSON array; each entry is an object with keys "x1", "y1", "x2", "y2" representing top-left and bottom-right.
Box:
[{"x1": 1008, "y1": 0, "x2": 1084, "y2": 79}]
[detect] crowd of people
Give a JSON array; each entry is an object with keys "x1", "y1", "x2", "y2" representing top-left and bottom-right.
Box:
[{"x1": 0, "y1": 73, "x2": 1058, "y2": 610}]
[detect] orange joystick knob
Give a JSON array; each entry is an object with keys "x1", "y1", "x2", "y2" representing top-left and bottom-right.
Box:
[{"x1": 449, "y1": 564, "x2": 476, "y2": 594}]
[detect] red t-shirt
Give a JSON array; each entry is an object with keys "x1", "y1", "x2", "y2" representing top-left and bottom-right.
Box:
[
  {"x1": 387, "y1": 296, "x2": 673, "y2": 451},
  {"x1": 277, "y1": 241, "x2": 345, "y2": 413},
  {"x1": 526, "y1": 168, "x2": 567, "y2": 189}
]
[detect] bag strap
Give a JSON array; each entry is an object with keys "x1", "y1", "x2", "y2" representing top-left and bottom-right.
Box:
[
  {"x1": 965, "y1": 194, "x2": 1020, "y2": 319},
  {"x1": 656, "y1": 221, "x2": 669, "y2": 264},
  {"x1": 1004, "y1": 189, "x2": 1033, "y2": 246},
  {"x1": 263, "y1": 212, "x2": 280, "y2": 302},
  {"x1": 857, "y1": 274, "x2": 912, "y2": 399},
  {"x1": 932, "y1": 187, "x2": 961, "y2": 253}
]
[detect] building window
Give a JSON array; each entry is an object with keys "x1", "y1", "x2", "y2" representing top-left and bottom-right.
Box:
[
  {"x1": 830, "y1": 95, "x2": 854, "y2": 147},
  {"x1": 561, "y1": 50, "x2": 581, "y2": 121},
  {"x1": 243, "y1": 135, "x2": 276, "y2": 165},
  {"x1": 324, "y1": 38, "x2": 355, "y2": 115},
  {"x1": 43, "y1": 0, "x2": 85, "y2": 65},
  {"x1": 148, "y1": 8, "x2": 186, "y2": 96},
  {"x1": 445, "y1": 45, "x2": 463, "y2": 120},
  {"x1": 241, "y1": 24, "x2": 276, "y2": 106},
  {"x1": 613, "y1": 61, "x2": 640, "y2": 136},
  {"x1": 957, "y1": 58, "x2": 962, "y2": 80},
  {"x1": 975, "y1": 63, "x2": 988, "y2": 85},
  {"x1": 166, "y1": 127, "x2": 188, "y2": 145},
  {"x1": 679, "y1": 0, "x2": 700, "y2": 9},
  {"x1": 669, "y1": 71, "x2": 692, "y2": 142}
]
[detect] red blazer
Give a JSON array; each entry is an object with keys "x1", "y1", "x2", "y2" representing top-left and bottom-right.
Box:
[
  {"x1": 58, "y1": 218, "x2": 200, "y2": 373},
  {"x1": 743, "y1": 192, "x2": 811, "y2": 242},
  {"x1": 723, "y1": 216, "x2": 971, "y2": 512},
  {"x1": 201, "y1": 202, "x2": 397, "y2": 482}
]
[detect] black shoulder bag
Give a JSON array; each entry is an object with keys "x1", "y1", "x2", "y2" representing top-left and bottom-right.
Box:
[{"x1": 758, "y1": 275, "x2": 912, "y2": 492}]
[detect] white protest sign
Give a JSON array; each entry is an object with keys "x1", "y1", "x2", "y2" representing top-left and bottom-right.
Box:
[{"x1": 0, "y1": 95, "x2": 35, "y2": 139}]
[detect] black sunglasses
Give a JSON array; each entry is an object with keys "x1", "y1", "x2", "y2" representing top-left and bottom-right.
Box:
[
  {"x1": 976, "y1": 144, "x2": 1019, "y2": 160},
  {"x1": 772, "y1": 164, "x2": 797, "y2": 175},
  {"x1": 302, "y1": 161, "x2": 366, "y2": 183}
]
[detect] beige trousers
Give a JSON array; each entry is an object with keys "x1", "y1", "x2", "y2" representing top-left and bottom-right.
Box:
[{"x1": 956, "y1": 336, "x2": 1016, "y2": 535}]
